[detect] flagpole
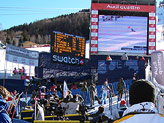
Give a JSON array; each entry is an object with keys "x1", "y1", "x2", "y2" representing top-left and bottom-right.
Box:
[{"x1": 3, "y1": 50, "x2": 7, "y2": 87}]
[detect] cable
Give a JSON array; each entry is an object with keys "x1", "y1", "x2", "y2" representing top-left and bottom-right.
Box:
[{"x1": 0, "y1": 7, "x2": 87, "y2": 10}]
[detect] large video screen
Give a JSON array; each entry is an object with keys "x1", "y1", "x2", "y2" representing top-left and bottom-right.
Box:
[{"x1": 98, "y1": 14, "x2": 148, "y2": 54}]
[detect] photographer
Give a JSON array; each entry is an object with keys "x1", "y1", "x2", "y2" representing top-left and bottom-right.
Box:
[{"x1": 89, "y1": 106, "x2": 112, "y2": 123}]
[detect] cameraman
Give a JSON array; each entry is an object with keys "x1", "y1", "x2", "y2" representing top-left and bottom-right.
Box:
[{"x1": 89, "y1": 106, "x2": 112, "y2": 123}]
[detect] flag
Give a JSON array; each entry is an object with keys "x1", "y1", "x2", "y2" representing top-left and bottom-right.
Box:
[
  {"x1": 145, "y1": 60, "x2": 152, "y2": 81},
  {"x1": 63, "y1": 81, "x2": 68, "y2": 98},
  {"x1": 151, "y1": 51, "x2": 164, "y2": 87},
  {"x1": 37, "y1": 103, "x2": 44, "y2": 121}
]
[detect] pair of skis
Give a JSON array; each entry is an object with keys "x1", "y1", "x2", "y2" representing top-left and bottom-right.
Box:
[{"x1": 7, "y1": 92, "x2": 24, "y2": 120}]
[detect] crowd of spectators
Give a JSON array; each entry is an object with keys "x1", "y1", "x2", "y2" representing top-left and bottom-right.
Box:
[
  {"x1": 1, "y1": 74, "x2": 164, "y2": 123},
  {"x1": 13, "y1": 66, "x2": 26, "y2": 75}
]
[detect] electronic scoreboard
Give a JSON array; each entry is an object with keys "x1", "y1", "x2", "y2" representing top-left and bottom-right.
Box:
[{"x1": 51, "y1": 31, "x2": 85, "y2": 65}]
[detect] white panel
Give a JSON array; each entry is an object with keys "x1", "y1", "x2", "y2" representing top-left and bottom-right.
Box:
[
  {"x1": 149, "y1": 20, "x2": 155, "y2": 24},
  {"x1": 91, "y1": 10, "x2": 98, "y2": 14},
  {"x1": 149, "y1": 42, "x2": 155, "y2": 46},
  {"x1": 149, "y1": 35, "x2": 155, "y2": 39},
  {"x1": 91, "y1": 32, "x2": 98, "y2": 37},
  {"x1": 91, "y1": 25, "x2": 98, "y2": 29},
  {"x1": 149, "y1": 28, "x2": 155, "y2": 32},
  {"x1": 149, "y1": 13, "x2": 155, "y2": 17},
  {"x1": 91, "y1": 40, "x2": 98, "y2": 44},
  {"x1": 91, "y1": 47, "x2": 98, "y2": 51},
  {"x1": 149, "y1": 50, "x2": 155, "y2": 54},
  {"x1": 91, "y1": 18, "x2": 98, "y2": 22}
]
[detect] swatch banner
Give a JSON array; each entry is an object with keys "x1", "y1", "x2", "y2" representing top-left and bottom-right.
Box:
[{"x1": 151, "y1": 51, "x2": 164, "y2": 87}]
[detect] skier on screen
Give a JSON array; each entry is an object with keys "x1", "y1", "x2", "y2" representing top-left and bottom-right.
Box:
[{"x1": 128, "y1": 26, "x2": 136, "y2": 32}]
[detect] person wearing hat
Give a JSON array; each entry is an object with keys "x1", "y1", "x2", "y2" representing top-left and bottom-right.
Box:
[
  {"x1": 64, "y1": 90, "x2": 73, "y2": 102},
  {"x1": 90, "y1": 105, "x2": 112, "y2": 123},
  {"x1": 89, "y1": 83, "x2": 96, "y2": 107},
  {"x1": 0, "y1": 86, "x2": 12, "y2": 123},
  {"x1": 100, "y1": 80, "x2": 111, "y2": 105},
  {"x1": 117, "y1": 78, "x2": 126, "y2": 101},
  {"x1": 113, "y1": 79, "x2": 164, "y2": 123},
  {"x1": 112, "y1": 99, "x2": 127, "y2": 120}
]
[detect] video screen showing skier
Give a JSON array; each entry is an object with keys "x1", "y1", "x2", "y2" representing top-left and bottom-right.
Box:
[{"x1": 98, "y1": 15, "x2": 148, "y2": 54}]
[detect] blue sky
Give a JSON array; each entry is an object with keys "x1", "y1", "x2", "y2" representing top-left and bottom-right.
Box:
[
  {"x1": 0, "y1": 0, "x2": 91, "y2": 30},
  {"x1": 0, "y1": 0, "x2": 162, "y2": 30}
]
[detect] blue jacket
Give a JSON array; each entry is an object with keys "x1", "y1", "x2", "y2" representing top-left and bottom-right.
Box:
[{"x1": 0, "y1": 95, "x2": 11, "y2": 123}]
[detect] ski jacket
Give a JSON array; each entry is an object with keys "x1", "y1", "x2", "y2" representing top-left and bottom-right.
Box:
[
  {"x1": 0, "y1": 95, "x2": 11, "y2": 123},
  {"x1": 113, "y1": 102, "x2": 164, "y2": 123}
]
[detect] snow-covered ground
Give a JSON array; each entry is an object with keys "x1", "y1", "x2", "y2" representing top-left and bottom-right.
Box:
[{"x1": 87, "y1": 93, "x2": 129, "y2": 120}]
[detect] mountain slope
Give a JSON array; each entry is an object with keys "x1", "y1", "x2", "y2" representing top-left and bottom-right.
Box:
[{"x1": 0, "y1": 9, "x2": 90, "y2": 46}]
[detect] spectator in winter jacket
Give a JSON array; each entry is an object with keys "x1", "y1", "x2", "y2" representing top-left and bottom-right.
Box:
[
  {"x1": 117, "y1": 78, "x2": 126, "y2": 101},
  {"x1": 112, "y1": 99, "x2": 127, "y2": 120},
  {"x1": 100, "y1": 80, "x2": 111, "y2": 105},
  {"x1": 113, "y1": 79, "x2": 164, "y2": 123},
  {"x1": 0, "y1": 86, "x2": 12, "y2": 123},
  {"x1": 71, "y1": 83, "x2": 78, "y2": 90},
  {"x1": 89, "y1": 83, "x2": 96, "y2": 107},
  {"x1": 80, "y1": 82, "x2": 88, "y2": 104}
]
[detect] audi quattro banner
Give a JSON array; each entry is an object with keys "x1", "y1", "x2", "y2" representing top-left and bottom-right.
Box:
[{"x1": 151, "y1": 51, "x2": 164, "y2": 87}]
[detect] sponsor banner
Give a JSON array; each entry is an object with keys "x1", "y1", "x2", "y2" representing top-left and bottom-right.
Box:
[
  {"x1": 91, "y1": 29, "x2": 98, "y2": 33},
  {"x1": 6, "y1": 44, "x2": 39, "y2": 66},
  {"x1": 52, "y1": 54, "x2": 85, "y2": 65},
  {"x1": 149, "y1": 46, "x2": 155, "y2": 50},
  {"x1": 91, "y1": 37, "x2": 98, "y2": 40},
  {"x1": 91, "y1": 44, "x2": 98, "y2": 47},
  {"x1": 149, "y1": 24, "x2": 155, "y2": 28},
  {"x1": 92, "y1": 3, "x2": 155, "y2": 12},
  {"x1": 149, "y1": 16, "x2": 156, "y2": 20},
  {"x1": 91, "y1": 22, "x2": 98, "y2": 25},
  {"x1": 6, "y1": 54, "x2": 38, "y2": 66},
  {"x1": 91, "y1": 14, "x2": 98, "y2": 18},
  {"x1": 149, "y1": 31, "x2": 155, "y2": 35},
  {"x1": 149, "y1": 39, "x2": 155, "y2": 42},
  {"x1": 91, "y1": 51, "x2": 97, "y2": 54},
  {"x1": 151, "y1": 51, "x2": 164, "y2": 87}
]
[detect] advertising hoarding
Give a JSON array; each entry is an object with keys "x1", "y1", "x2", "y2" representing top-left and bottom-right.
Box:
[
  {"x1": 90, "y1": 3, "x2": 156, "y2": 55},
  {"x1": 6, "y1": 44, "x2": 39, "y2": 66}
]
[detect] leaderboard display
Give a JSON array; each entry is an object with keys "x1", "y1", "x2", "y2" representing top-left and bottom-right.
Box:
[{"x1": 51, "y1": 31, "x2": 85, "y2": 65}]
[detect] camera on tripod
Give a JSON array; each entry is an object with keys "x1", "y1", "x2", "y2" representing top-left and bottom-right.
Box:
[
  {"x1": 78, "y1": 103, "x2": 88, "y2": 115},
  {"x1": 45, "y1": 100, "x2": 65, "y2": 117}
]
